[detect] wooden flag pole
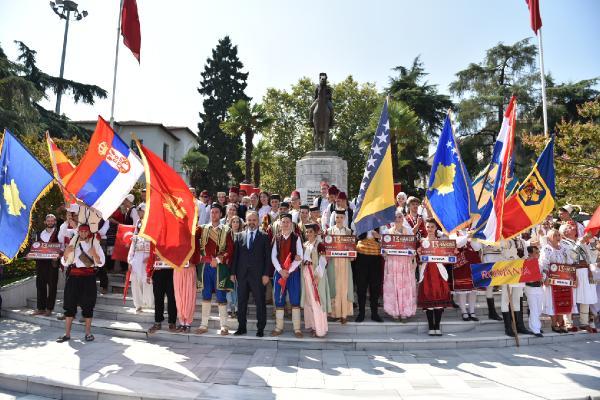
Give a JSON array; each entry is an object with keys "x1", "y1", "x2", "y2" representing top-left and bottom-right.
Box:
[
  {"x1": 109, "y1": 0, "x2": 125, "y2": 128},
  {"x1": 507, "y1": 286, "x2": 520, "y2": 347}
]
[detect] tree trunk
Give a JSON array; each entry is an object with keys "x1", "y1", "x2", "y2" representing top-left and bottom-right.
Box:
[
  {"x1": 390, "y1": 128, "x2": 400, "y2": 182},
  {"x1": 244, "y1": 129, "x2": 254, "y2": 184},
  {"x1": 253, "y1": 160, "x2": 260, "y2": 187}
]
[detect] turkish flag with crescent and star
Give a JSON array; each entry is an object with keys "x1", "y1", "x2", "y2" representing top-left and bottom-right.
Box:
[
  {"x1": 136, "y1": 142, "x2": 198, "y2": 268},
  {"x1": 112, "y1": 224, "x2": 135, "y2": 262}
]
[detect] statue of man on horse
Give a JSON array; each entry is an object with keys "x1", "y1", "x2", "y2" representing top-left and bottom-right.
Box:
[{"x1": 309, "y1": 72, "x2": 334, "y2": 151}]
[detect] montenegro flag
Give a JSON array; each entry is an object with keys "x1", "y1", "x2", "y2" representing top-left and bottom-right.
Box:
[
  {"x1": 136, "y1": 142, "x2": 197, "y2": 268},
  {"x1": 502, "y1": 138, "x2": 555, "y2": 240}
]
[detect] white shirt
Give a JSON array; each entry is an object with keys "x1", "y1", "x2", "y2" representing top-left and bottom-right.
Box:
[
  {"x1": 302, "y1": 240, "x2": 327, "y2": 278},
  {"x1": 39, "y1": 228, "x2": 56, "y2": 242},
  {"x1": 61, "y1": 238, "x2": 105, "y2": 268},
  {"x1": 271, "y1": 232, "x2": 303, "y2": 274},
  {"x1": 198, "y1": 202, "x2": 210, "y2": 225},
  {"x1": 257, "y1": 205, "x2": 271, "y2": 222},
  {"x1": 57, "y1": 222, "x2": 76, "y2": 248},
  {"x1": 313, "y1": 196, "x2": 330, "y2": 214}
]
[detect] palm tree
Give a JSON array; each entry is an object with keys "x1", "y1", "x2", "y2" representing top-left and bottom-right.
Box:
[{"x1": 221, "y1": 100, "x2": 274, "y2": 184}]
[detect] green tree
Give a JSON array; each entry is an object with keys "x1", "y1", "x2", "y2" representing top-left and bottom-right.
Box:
[
  {"x1": 181, "y1": 149, "x2": 209, "y2": 189},
  {"x1": 387, "y1": 56, "x2": 453, "y2": 138},
  {"x1": 522, "y1": 100, "x2": 600, "y2": 211},
  {"x1": 196, "y1": 36, "x2": 249, "y2": 192},
  {"x1": 220, "y1": 99, "x2": 274, "y2": 184},
  {"x1": 0, "y1": 41, "x2": 107, "y2": 139}
]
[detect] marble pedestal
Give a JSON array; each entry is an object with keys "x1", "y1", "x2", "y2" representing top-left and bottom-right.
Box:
[{"x1": 296, "y1": 151, "x2": 347, "y2": 204}]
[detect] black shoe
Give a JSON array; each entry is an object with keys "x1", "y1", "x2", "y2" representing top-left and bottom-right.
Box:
[
  {"x1": 234, "y1": 329, "x2": 247, "y2": 336},
  {"x1": 534, "y1": 333, "x2": 543, "y2": 338},
  {"x1": 56, "y1": 335, "x2": 70, "y2": 343},
  {"x1": 355, "y1": 313, "x2": 365, "y2": 323},
  {"x1": 462, "y1": 313, "x2": 470, "y2": 321},
  {"x1": 487, "y1": 298, "x2": 503, "y2": 321},
  {"x1": 515, "y1": 311, "x2": 533, "y2": 335},
  {"x1": 256, "y1": 330, "x2": 264, "y2": 337},
  {"x1": 502, "y1": 312, "x2": 515, "y2": 337},
  {"x1": 469, "y1": 314, "x2": 479, "y2": 322},
  {"x1": 371, "y1": 314, "x2": 383, "y2": 323}
]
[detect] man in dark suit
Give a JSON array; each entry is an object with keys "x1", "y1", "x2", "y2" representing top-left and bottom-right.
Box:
[{"x1": 231, "y1": 210, "x2": 271, "y2": 337}]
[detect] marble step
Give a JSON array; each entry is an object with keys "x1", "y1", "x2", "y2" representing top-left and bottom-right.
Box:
[
  {"x1": 3, "y1": 307, "x2": 591, "y2": 352},
  {"x1": 26, "y1": 297, "x2": 537, "y2": 335}
]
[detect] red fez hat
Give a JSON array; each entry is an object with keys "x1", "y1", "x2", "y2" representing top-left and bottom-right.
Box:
[{"x1": 229, "y1": 187, "x2": 240, "y2": 194}]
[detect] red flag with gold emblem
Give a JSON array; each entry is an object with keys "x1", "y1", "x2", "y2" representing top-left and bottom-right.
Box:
[{"x1": 136, "y1": 142, "x2": 197, "y2": 268}]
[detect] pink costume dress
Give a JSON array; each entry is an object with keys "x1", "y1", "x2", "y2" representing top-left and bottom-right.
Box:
[
  {"x1": 173, "y1": 263, "x2": 197, "y2": 327},
  {"x1": 382, "y1": 226, "x2": 417, "y2": 318}
]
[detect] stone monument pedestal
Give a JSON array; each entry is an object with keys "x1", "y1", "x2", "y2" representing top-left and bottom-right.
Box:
[{"x1": 296, "y1": 151, "x2": 347, "y2": 204}]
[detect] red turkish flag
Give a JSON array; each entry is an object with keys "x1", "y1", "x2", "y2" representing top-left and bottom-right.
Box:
[
  {"x1": 525, "y1": 0, "x2": 542, "y2": 34},
  {"x1": 112, "y1": 224, "x2": 135, "y2": 262},
  {"x1": 137, "y1": 143, "x2": 198, "y2": 268},
  {"x1": 584, "y1": 205, "x2": 600, "y2": 236},
  {"x1": 121, "y1": 0, "x2": 141, "y2": 62}
]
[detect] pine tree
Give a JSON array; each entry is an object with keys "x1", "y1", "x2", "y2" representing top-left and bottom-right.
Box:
[{"x1": 196, "y1": 36, "x2": 249, "y2": 193}]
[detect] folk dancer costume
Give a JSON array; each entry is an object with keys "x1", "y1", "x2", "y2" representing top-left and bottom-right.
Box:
[
  {"x1": 146, "y1": 243, "x2": 177, "y2": 333},
  {"x1": 271, "y1": 216, "x2": 304, "y2": 337},
  {"x1": 417, "y1": 235, "x2": 453, "y2": 336},
  {"x1": 60, "y1": 225, "x2": 105, "y2": 334},
  {"x1": 301, "y1": 226, "x2": 331, "y2": 337},
  {"x1": 33, "y1": 222, "x2": 60, "y2": 316},
  {"x1": 559, "y1": 234, "x2": 584, "y2": 331},
  {"x1": 564, "y1": 236, "x2": 598, "y2": 331},
  {"x1": 480, "y1": 243, "x2": 505, "y2": 322},
  {"x1": 540, "y1": 240, "x2": 576, "y2": 332},
  {"x1": 195, "y1": 214, "x2": 234, "y2": 335},
  {"x1": 127, "y1": 214, "x2": 154, "y2": 311},
  {"x1": 382, "y1": 225, "x2": 417, "y2": 319},
  {"x1": 450, "y1": 233, "x2": 482, "y2": 321},
  {"x1": 326, "y1": 222, "x2": 354, "y2": 322},
  {"x1": 524, "y1": 253, "x2": 545, "y2": 336}
]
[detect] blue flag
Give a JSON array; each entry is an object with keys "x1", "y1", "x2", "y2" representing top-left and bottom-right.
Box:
[
  {"x1": 0, "y1": 130, "x2": 54, "y2": 261},
  {"x1": 353, "y1": 99, "x2": 396, "y2": 236},
  {"x1": 426, "y1": 114, "x2": 477, "y2": 234}
]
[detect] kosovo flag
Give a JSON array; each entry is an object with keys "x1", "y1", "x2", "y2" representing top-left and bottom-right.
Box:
[
  {"x1": 353, "y1": 99, "x2": 396, "y2": 237},
  {"x1": 0, "y1": 130, "x2": 54, "y2": 261},
  {"x1": 426, "y1": 114, "x2": 477, "y2": 234}
]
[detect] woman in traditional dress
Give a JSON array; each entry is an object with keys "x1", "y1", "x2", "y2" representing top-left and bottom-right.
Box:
[
  {"x1": 417, "y1": 218, "x2": 453, "y2": 336},
  {"x1": 301, "y1": 223, "x2": 331, "y2": 337},
  {"x1": 382, "y1": 209, "x2": 417, "y2": 320},
  {"x1": 451, "y1": 231, "x2": 482, "y2": 321},
  {"x1": 326, "y1": 211, "x2": 354, "y2": 323},
  {"x1": 173, "y1": 227, "x2": 199, "y2": 333},
  {"x1": 226, "y1": 216, "x2": 244, "y2": 318}
]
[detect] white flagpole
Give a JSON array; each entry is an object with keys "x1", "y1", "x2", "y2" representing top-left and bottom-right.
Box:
[
  {"x1": 110, "y1": 0, "x2": 124, "y2": 128},
  {"x1": 537, "y1": 27, "x2": 549, "y2": 138}
]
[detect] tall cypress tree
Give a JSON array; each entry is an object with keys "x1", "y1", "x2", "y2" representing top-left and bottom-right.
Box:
[{"x1": 196, "y1": 36, "x2": 249, "y2": 193}]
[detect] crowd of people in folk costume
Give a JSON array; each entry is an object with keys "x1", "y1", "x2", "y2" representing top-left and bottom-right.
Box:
[{"x1": 22, "y1": 180, "x2": 599, "y2": 343}]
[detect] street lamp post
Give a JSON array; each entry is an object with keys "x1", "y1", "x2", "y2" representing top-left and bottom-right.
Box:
[{"x1": 49, "y1": 0, "x2": 88, "y2": 115}]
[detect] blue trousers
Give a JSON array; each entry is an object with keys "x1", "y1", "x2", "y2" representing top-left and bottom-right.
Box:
[
  {"x1": 201, "y1": 263, "x2": 227, "y2": 303},
  {"x1": 273, "y1": 269, "x2": 301, "y2": 308}
]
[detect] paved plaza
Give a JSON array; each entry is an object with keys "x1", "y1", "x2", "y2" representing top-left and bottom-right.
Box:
[{"x1": 0, "y1": 318, "x2": 598, "y2": 400}]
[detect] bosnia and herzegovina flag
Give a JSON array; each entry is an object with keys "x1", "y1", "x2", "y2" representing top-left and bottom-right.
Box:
[
  {"x1": 65, "y1": 117, "x2": 143, "y2": 219},
  {"x1": 471, "y1": 259, "x2": 542, "y2": 287},
  {"x1": 353, "y1": 99, "x2": 395, "y2": 237},
  {"x1": 426, "y1": 113, "x2": 477, "y2": 235},
  {"x1": 501, "y1": 137, "x2": 555, "y2": 240},
  {"x1": 0, "y1": 130, "x2": 54, "y2": 261},
  {"x1": 136, "y1": 141, "x2": 197, "y2": 269},
  {"x1": 46, "y1": 132, "x2": 76, "y2": 205}
]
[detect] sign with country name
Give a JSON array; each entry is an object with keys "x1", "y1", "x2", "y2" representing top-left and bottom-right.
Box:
[
  {"x1": 26, "y1": 242, "x2": 61, "y2": 260},
  {"x1": 381, "y1": 234, "x2": 417, "y2": 256},
  {"x1": 548, "y1": 264, "x2": 577, "y2": 287},
  {"x1": 323, "y1": 234, "x2": 356, "y2": 258},
  {"x1": 419, "y1": 239, "x2": 457, "y2": 263}
]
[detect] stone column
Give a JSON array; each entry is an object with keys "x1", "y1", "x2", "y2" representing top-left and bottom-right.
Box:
[{"x1": 296, "y1": 151, "x2": 347, "y2": 204}]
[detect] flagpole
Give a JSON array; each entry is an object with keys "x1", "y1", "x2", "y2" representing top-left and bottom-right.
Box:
[
  {"x1": 537, "y1": 28, "x2": 549, "y2": 137},
  {"x1": 110, "y1": 0, "x2": 124, "y2": 128}
]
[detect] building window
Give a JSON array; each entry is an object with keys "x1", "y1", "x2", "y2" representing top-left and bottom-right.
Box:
[
  {"x1": 130, "y1": 139, "x2": 142, "y2": 156},
  {"x1": 163, "y1": 143, "x2": 169, "y2": 162}
]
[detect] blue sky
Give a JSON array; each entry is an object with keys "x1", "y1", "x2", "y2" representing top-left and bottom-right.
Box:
[{"x1": 1, "y1": 0, "x2": 598, "y2": 131}]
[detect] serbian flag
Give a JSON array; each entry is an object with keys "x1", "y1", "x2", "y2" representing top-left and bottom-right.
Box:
[
  {"x1": 112, "y1": 224, "x2": 135, "y2": 262},
  {"x1": 584, "y1": 205, "x2": 600, "y2": 236},
  {"x1": 525, "y1": 0, "x2": 542, "y2": 34},
  {"x1": 502, "y1": 138, "x2": 555, "y2": 240},
  {"x1": 46, "y1": 132, "x2": 76, "y2": 204},
  {"x1": 471, "y1": 259, "x2": 542, "y2": 287},
  {"x1": 64, "y1": 116, "x2": 143, "y2": 219},
  {"x1": 136, "y1": 142, "x2": 197, "y2": 268},
  {"x1": 121, "y1": 0, "x2": 141, "y2": 62},
  {"x1": 479, "y1": 96, "x2": 517, "y2": 244}
]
